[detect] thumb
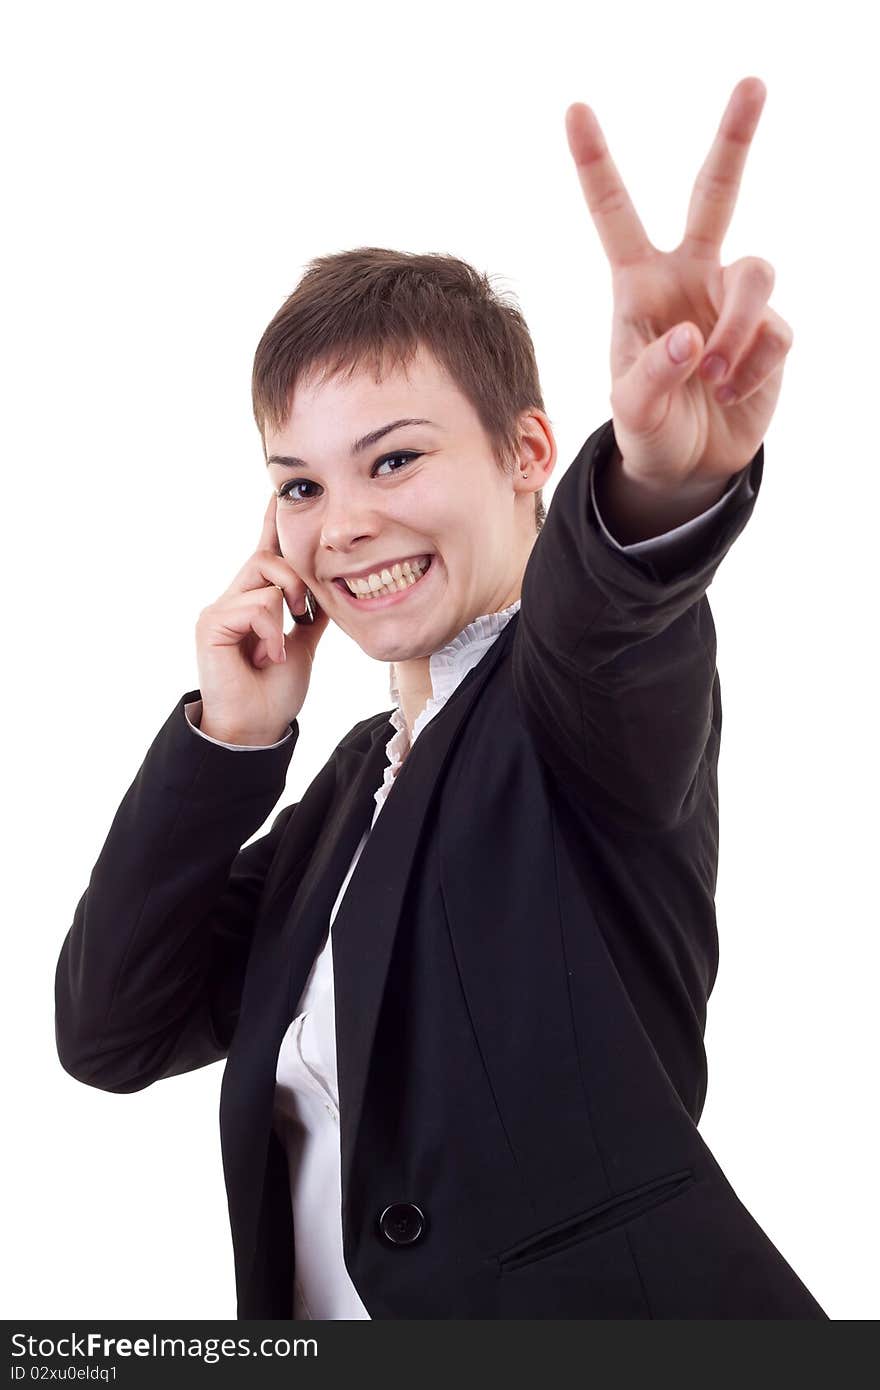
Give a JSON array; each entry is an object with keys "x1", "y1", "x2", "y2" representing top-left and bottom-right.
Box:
[
  {"x1": 664, "y1": 321, "x2": 704, "y2": 372},
  {"x1": 285, "y1": 591, "x2": 330, "y2": 649},
  {"x1": 614, "y1": 322, "x2": 705, "y2": 432}
]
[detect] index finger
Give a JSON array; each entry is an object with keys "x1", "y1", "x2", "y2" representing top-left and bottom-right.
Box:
[
  {"x1": 681, "y1": 76, "x2": 767, "y2": 258},
  {"x1": 565, "y1": 102, "x2": 653, "y2": 268},
  {"x1": 257, "y1": 489, "x2": 282, "y2": 556}
]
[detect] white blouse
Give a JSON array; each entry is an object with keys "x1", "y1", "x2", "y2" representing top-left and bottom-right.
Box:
[{"x1": 182, "y1": 457, "x2": 754, "y2": 1318}]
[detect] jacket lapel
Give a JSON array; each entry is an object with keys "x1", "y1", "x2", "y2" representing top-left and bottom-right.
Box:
[
  {"x1": 231, "y1": 612, "x2": 519, "y2": 1297},
  {"x1": 224, "y1": 733, "x2": 388, "y2": 1300},
  {"x1": 303, "y1": 613, "x2": 520, "y2": 1217}
]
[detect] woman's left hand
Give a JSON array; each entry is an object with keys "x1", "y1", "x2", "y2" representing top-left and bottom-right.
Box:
[{"x1": 565, "y1": 76, "x2": 793, "y2": 493}]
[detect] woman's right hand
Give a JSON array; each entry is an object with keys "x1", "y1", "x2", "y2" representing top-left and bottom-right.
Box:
[{"x1": 194, "y1": 492, "x2": 330, "y2": 744}]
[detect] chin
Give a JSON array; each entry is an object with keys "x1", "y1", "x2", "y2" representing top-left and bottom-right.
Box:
[{"x1": 354, "y1": 630, "x2": 436, "y2": 663}]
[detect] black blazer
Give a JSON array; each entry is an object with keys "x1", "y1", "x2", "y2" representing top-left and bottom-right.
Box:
[{"x1": 55, "y1": 418, "x2": 828, "y2": 1320}]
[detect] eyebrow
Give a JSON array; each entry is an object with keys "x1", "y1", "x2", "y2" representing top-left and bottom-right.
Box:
[{"x1": 266, "y1": 418, "x2": 442, "y2": 469}]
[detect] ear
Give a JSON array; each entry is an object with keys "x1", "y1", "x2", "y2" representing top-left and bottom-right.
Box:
[{"x1": 515, "y1": 410, "x2": 557, "y2": 493}]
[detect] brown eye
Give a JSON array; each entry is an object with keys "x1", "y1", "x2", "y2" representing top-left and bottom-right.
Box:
[{"x1": 277, "y1": 451, "x2": 421, "y2": 506}]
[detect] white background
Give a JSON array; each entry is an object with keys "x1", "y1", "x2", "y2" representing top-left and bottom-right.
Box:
[{"x1": 3, "y1": 0, "x2": 876, "y2": 1321}]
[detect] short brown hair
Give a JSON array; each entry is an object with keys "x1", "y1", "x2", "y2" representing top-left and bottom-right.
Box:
[{"x1": 252, "y1": 247, "x2": 548, "y2": 533}]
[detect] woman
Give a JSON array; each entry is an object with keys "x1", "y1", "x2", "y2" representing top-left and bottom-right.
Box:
[{"x1": 55, "y1": 79, "x2": 827, "y2": 1319}]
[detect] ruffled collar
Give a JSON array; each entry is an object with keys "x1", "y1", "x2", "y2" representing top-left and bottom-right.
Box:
[{"x1": 381, "y1": 599, "x2": 521, "y2": 782}]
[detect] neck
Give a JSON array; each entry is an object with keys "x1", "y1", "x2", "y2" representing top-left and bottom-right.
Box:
[
  {"x1": 391, "y1": 583, "x2": 523, "y2": 739},
  {"x1": 393, "y1": 659, "x2": 434, "y2": 743}
]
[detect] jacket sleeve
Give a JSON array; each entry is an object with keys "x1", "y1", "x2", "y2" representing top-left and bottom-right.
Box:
[
  {"x1": 54, "y1": 688, "x2": 300, "y2": 1094},
  {"x1": 591, "y1": 437, "x2": 757, "y2": 565},
  {"x1": 183, "y1": 697, "x2": 295, "y2": 750},
  {"x1": 511, "y1": 417, "x2": 763, "y2": 832}
]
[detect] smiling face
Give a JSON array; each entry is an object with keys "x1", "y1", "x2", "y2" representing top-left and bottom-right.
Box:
[{"x1": 265, "y1": 343, "x2": 555, "y2": 673}]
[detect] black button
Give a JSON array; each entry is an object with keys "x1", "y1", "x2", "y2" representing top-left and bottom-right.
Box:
[{"x1": 377, "y1": 1202, "x2": 427, "y2": 1246}]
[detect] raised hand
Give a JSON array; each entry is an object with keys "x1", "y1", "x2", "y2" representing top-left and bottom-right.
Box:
[{"x1": 565, "y1": 77, "x2": 792, "y2": 494}]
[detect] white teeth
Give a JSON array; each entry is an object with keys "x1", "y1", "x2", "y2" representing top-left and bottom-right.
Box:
[{"x1": 345, "y1": 555, "x2": 430, "y2": 599}]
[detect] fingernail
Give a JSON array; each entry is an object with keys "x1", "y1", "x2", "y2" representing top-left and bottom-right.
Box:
[
  {"x1": 668, "y1": 326, "x2": 694, "y2": 363},
  {"x1": 700, "y1": 353, "x2": 728, "y2": 382},
  {"x1": 716, "y1": 385, "x2": 737, "y2": 404}
]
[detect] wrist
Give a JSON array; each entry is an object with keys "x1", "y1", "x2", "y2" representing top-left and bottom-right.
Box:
[
  {"x1": 596, "y1": 447, "x2": 731, "y2": 544},
  {"x1": 200, "y1": 718, "x2": 290, "y2": 746}
]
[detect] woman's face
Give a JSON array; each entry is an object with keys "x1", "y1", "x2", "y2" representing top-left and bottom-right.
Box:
[{"x1": 264, "y1": 344, "x2": 554, "y2": 664}]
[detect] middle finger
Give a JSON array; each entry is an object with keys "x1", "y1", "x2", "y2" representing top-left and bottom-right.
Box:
[{"x1": 565, "y1": 102, "x2": 653, "y2": 268}]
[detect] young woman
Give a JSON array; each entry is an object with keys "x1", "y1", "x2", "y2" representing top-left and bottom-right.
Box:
[{"x1": 55, "y1": 78, "x2": 826, "y2": 1319}]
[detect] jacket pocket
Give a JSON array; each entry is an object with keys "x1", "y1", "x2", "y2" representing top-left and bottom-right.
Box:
[{"x1": 495, "y1": 1168, "x2": 695, "y2": 1273}]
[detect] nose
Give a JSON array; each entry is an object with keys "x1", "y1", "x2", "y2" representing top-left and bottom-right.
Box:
[{"x1": 319, "y1": 491, "x2": 381, "y2": 558}]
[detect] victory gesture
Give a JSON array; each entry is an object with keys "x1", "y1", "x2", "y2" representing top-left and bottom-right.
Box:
[{"x1": 565, "y1": 77, "x2": 792, "y2": 496}]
